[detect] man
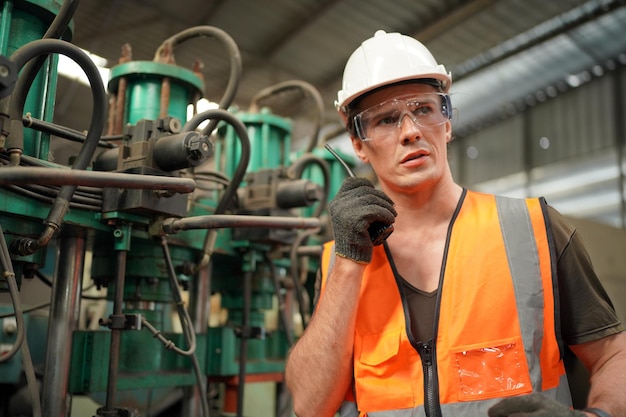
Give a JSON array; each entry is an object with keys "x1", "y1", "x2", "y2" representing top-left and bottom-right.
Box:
[{"x1": 285, "y1": 30, "x2": 626, "y2": 417}]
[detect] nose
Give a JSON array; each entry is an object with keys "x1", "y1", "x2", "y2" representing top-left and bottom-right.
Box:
[{"x1": 398, "y1": 112, "x2": 422, "y2": 143}]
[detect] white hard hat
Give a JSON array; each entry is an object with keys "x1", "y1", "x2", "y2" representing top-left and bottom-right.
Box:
[{"x1": 335, "y1": 30, "x2": 452, "y2": 113}]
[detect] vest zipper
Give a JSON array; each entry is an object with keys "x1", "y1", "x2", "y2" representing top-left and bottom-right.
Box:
[
  {"x1": 385, "y1": 190, "x2": 464, "y2": 417},
  {"x1": 418, "y1": 341, "x2": 441, "y2": 417}
]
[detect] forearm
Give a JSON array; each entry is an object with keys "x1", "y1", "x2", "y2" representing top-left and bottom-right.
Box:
[
  {"x1": 286, "y1": 258, "x2": 365, "y2": 417},
  {"x1": 571, "y1": 331, "x2": 626, "y2": 416}
]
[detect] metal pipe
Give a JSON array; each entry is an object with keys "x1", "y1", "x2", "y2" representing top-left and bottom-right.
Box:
[
  {"x1": 295, "y1": 245, "x2": 322, "y2": 257},
  {"x1": 159, "y1": 77, "x2": 171, "y2": 119},
  {"x1": 42, "y1": 232, "x2": 86, "y2": 417},
  {"x1": 102, "y1": 249, "x2": 128, "y2": 413},
  {"x1": 160, "y1": 214, "x2": 320, "y2": 234},
  {"x1": 0, "y1": 166, "x2": 196, "y2": 192},
  {"x1": 114, "y1": 44, "x2": 132, "y2": 136},
  {"x1": 182, "y1": 265, "x2": 211, "y2": 417},
  {"x1": 107, "y1": 95, "x2": 116, "y2": 136},
  {"x1": 237, "y1": 269, "x2": 252, "y2": 417},
  {"x1": 22, "y1": 115, "x2": 117, "y2": 148},
  {"x1": 113, "y1": 78, "x2": 126, "y2": 135}
]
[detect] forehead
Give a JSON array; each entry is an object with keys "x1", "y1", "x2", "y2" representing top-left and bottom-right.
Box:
[{"x1": 357, "y1": 83, "x2": 439, "y2": 111}]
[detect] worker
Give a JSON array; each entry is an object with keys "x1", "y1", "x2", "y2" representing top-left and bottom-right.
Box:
[{"x1": 285, "y1": 30, "x2": 626, "y2": 417}]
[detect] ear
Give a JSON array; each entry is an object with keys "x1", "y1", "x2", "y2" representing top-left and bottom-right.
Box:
[
  {"x1": 350, "y1": 136, "x2": 369, "y2": 163},
  {"x1": 445, "y1": 120, "x2": 453, "y2": 144}
]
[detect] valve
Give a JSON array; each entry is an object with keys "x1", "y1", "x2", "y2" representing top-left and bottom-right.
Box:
[
  {"x1": 237, "y1": 168, "x2": 323, "y2": 211},
  {"x1": 0, "y1": 55, "x2": 17, "y2": 98}
]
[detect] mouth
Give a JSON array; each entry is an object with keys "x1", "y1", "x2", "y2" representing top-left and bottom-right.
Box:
[{"x1": 401, "y1": 150, "x2": 428, "y2": 163}]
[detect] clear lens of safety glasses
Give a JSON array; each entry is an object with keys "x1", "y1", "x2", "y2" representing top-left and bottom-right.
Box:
[{"x1": 354, "y1": 93, "x2": 452, "y2": 141}]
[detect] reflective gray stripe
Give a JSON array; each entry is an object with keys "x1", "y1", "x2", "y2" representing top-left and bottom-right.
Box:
[
  {"x1": 496, "y1": 195, "x2": 544, "y2": 391},
  {"x1": 439, "y1": 380, "x2": 572, "y2": 415},
  {"x1": 366, "y1": 380, "x2": 572, "y2": 417},
  {"x1": 369, "y1": 408, "x2": 423, "y2": 417},
  {"x1": 554, "y1": 373, "x2": 573, "y2": 406},
  {"x1": 339, "y1": 401, "x2": 359, "y2": 417}
]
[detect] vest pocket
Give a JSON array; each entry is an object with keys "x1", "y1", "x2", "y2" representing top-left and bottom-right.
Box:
[
  {"x1": 358, "y1": 328, "x2": 401, "y2": 366},
  {"x1": 451, "y1": 336, "x2": 532, "y2": 401}
]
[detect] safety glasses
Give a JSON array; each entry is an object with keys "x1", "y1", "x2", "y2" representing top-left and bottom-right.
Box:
[{"x1": 353, "y1": 93, "x2": 452, "y2": 141}]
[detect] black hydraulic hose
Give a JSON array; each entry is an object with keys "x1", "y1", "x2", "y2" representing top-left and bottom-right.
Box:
[
  {"x1": 158, "y1": 237, "x2": 210, "y2": 417},
  {"x1": 43, "y1": 0, "x2": 78, "y2": 40},
  {"x1": 0, "y1": 226, "x2": 42, "y2": 416},
  {"x1": 6, "y1": 39, "x2": 107, "y2": 254},
  {"x1": 263, "y1": 253, "x2": 294, "y2": 347},
  {"x1": 289, "y1": 230, "x2": 319, "y2": 330},
  {"x1": 182, "y1": 109, "x2": 251, "y2": 272},
  {"x1": 0, "y1": 225, "x2": 25, "y2": 362},
  {"x1": 183, "y1": 109, "x2": 250, "y2": 215},
  {"x1": 155, "y1": 26, "x2": 242, "y2": 136},
  {"x1": 288, "y1": 153, "x2": 330, "y2": 218},
  {"x1": 320, "y1": 124, "x2": 347, "y2": 144},
  {"x1": 266, "y1": 251, "x2": 296, "y2": 417},
  {"x1": 193, "y1": 171, "x2": 231, "y2": 190},
  {"x1": 0, "y1": 153, "x2": 104, "y2": 210},
  {"x1": 3, "y1": 185, "x2": 100, "y2": 211},
  {"x1": 237, "y1": 269, "x2": 252, "y2": 417},
  {"x1": 158, "y1": 238, "x2": 197, "y2": 357},
  {"x1": 248, "y1": 80, "x2": 324, "y2": 153},
  {"x1": 8, "y1": 182, "x2": 102, "y2": 205},
  {"x1": 1, "y1": 152, "x2": 117, "y2": 211},
  {"x1": 8, "y1": 39, "x2": 106, "y2": 162}
]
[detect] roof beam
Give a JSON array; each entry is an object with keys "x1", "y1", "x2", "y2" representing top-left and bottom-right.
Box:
[{"x1": 413, "y1": 0, "x2": 498, "y2": 42}]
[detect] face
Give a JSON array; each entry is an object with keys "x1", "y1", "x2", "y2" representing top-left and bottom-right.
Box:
[{"x1": 349, "y1": 82, "x2": 453, "y2": 195}]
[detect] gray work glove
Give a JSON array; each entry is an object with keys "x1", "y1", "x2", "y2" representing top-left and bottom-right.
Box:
[
  {"x1": 488, "y1": 393, "x2": 586, "y2": 417},
  {"x1": 327, "y1": 177, "x2": 396, "y2": 264}
]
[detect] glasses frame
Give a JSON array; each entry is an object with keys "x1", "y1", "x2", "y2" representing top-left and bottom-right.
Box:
[{"x1": 353, "y1": 93, "x2": 452, "y2": 142}]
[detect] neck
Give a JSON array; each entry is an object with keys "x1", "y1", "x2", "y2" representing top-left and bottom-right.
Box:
[{"x1": 385, "y1": 179, "x2": 463, "y2": 229}]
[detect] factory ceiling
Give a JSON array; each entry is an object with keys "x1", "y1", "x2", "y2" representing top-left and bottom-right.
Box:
[{"x1": 48, "y1": 0, "x2": 626, "y2": 150}]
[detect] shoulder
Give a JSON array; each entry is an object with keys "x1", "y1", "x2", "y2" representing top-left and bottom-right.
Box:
[
  {"x1": 545, "y1": 204, "x2": 576, "y2": 237},
  {"x1": 543, "y1": 203, "x2": 580, "y2": 257}
]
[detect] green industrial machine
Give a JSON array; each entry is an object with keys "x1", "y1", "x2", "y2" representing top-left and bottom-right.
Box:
[
  {"x1": 0, "y1": 0, "x2": 72, "y2": 159},
  {"x1": 0, "y1": 3, "x2": 337, "y2": 417}
]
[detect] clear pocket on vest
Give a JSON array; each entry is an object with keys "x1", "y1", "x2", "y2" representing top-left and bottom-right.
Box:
[{"x1": 452, "y1": 337, "x2": 531, "y2": 401}]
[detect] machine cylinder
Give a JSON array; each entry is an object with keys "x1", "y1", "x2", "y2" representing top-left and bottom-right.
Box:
[
  {"x1": 153, "y1": 131, "x2": 213, "y2": 171},
  {"x1": 0, "y1": 0, "x2": 73, "y2": 159},
  {"x1": 276, "y1": 179, "x2": 322, "y2": 209},
  {"x1": 108, "y1": 61, "x2": 204, "y2": 126}
]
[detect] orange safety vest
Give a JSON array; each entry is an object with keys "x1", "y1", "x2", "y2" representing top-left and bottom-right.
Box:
[{"x1": 320, "y1": 190, "x2": 572, "y2": 417}]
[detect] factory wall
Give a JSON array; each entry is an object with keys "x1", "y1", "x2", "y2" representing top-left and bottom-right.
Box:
[{"x1": 449, "y1": 63, "x2": 626, "y2": 228}]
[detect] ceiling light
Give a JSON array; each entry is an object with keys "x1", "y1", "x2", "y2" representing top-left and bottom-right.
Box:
[{"x1": 57, "y1": 49, "x2": 110, "y2": 86}]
